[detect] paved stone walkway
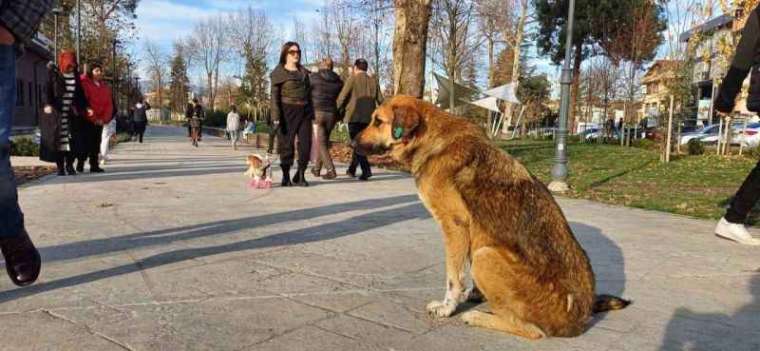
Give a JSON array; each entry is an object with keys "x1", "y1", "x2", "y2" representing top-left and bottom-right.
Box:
[{"x1": 1, "y1": 125, "x2": 759, "y2": 350}]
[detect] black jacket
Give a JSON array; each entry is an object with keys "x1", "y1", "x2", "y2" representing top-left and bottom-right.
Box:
[
  {"x1": 716, "y1": 6, "x2": 760, "y2": 112},
  {"x1": 310, "y1": 69, "x2": 344, "y2": 115},
  {"x1": 0, "y1": 0, "x2": 53, "y2": 43},
  {"x1": 270, "y1": 64, "x2": 313, "y2": 123},
  {"x1": 39, "y1": 65, "x2": 89, "y2": 161}
]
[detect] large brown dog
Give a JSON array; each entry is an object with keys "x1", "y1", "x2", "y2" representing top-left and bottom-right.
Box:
[{"x1": 355, "y1": 96, "x2": 629, "y2": 339}]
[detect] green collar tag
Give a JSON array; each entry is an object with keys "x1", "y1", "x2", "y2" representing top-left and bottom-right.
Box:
[{"x1": 393, "y1": 126, "x2": 404, "y2": 139}]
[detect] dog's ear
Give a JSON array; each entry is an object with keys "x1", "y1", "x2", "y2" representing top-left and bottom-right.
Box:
[{"x1": 391, "y1": 105, "x2": 420, "y2": 141}]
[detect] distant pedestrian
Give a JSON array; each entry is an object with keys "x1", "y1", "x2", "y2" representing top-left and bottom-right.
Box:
[
  {"x1": 309, "y1": 57, "x2": 343, "y2": 180},
  {"x1": 40, "y1": 51, "x2": 88, "y2": 176},
  {"x1": 270, "y1": 41, "x2": 313, "y2": 187},
  {"x1": 227, "y1": 105, "x2": 241, "y2": 150},
  {"x1": 713, "y1": 4, "x2": 760, "y2": 245},
  {"x1": 79, "y1": 62, "x2": 112, "y2": 173},
  {"x1": 132, "y1": 100, "x2": 150, "y2": 143},
  {"x1": 337, "y1": 58, "x2": 384, "y2": 181}
]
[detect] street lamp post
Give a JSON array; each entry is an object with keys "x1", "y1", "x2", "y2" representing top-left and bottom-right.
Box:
[
  {"x1": 548, "y1": 0, "x2": 576, "y2": 193},
  {"x1": 51, "y1": 7, "x2": 63, "y2": 57},
  {"x1": 112, "y1": 39, "x2": 119, "y2": 114}
]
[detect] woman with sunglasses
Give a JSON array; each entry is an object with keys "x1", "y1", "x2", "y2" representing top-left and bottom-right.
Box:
[{"x1": 270, "y1": 41, "x2": 313, "y2": 187}]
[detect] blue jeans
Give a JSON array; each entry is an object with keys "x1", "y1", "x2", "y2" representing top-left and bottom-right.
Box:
[{"x1": 0, "y1": 44, "x2": 24, "y2": 238}]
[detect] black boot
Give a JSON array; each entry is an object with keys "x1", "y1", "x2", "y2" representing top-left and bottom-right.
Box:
[
  {"x1": 76, "y1": 158, "x2": 84, "y2": 173},
  {"x1": 65, "y1": 153, "x2": 76, "y2": 175},
  {"x1": 293, "y1": 164, "x2": 309, "y2": 187},
  {"x1": 281, "y1": 164, "x2": 292, "y2": 187},
  {"x1": 56, "y1": 157, "x2": 66, "y2": 176}
]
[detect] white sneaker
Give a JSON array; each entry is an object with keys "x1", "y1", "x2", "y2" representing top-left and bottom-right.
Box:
[
  {"x1": 715, "y1": 217, "x2": 760, "y2": 245},
  {"x1": 100, "y1": 159, "x2": 106, "y2": 166}
]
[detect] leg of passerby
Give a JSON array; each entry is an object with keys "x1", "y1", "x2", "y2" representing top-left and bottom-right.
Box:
[
  {"x1": 293, "y1": 115, "x2": 312, "y2": 187},
  {"x1": 347, "y1": 123, "x2": 362, "y2": 178},
  {"x1": 64, "y1": 151, "x2": 76, "y2": 175},
  {"x1": 267, "y1": 126, "x2": 277, "y2": 154},
  {"x1": 715, "y1": 159, "x2": 760, "y2": 245},
  {"x1": 316, "y1": 113, "x2": 337, "y2": 180},
  {"x1": 349, "y1": 123, "x2": 372, "y2": 180},
  {"x1": 231, "y1": 130, "x2": 239, "y2": 150},
  {"x1": 278, "y1": 111, "x2": 298, "y2": 187},
  {"x1": 311, "y1": 114, "x2": 325, "y2": 177},
  {"x1": 55, "y1": 152, "x2": 66, "y2": 176},
  {"x1": 0, "y1": 43, "x2": 41, "y2": 286},
  {"x1": 89, "y1": 125, "x2": 104, "y2": 172},
  {"x1": 100, "y1": 126, "x2": 111, "y2": 166}
]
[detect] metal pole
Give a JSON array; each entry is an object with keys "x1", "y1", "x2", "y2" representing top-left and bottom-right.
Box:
[
  {"x1": 548, "y1": 0, "x2": 576, "y2": 193},
  {"x1": 53, "y1": 13, "x2": 58, "y2": 57},
  {"x1": 112, "y1": 39, "x2": 118, "y2": 115},
  {"x1": 76, "y1": 0, "x2": 81, "y2": 67},
  {"x1": 665, "y1": 95, "x2": 674, "y2": 163}
]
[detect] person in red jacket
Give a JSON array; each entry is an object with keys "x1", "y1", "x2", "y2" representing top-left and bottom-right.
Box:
[{"x1": 79, "y1": 62, "x2": 114, "y2": 172}]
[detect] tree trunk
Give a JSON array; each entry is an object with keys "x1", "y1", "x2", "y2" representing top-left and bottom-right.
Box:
[
  {"x1": 207, "y1": 73, "x2": 214, "y2": 111},
  {"x1": 487, "y1": 38, "x2": 495, "y2": 87},
  {"x1": 393, "y1": 0, "x2": 433, "y2": 97},
  {"x1": 500, "y1": 0, "x2": 528, "y2": 135}
]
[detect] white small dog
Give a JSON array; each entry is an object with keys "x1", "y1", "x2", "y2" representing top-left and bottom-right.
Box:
[{"x1": 245, "y1": 153, "x2": 272, "y2": 189}]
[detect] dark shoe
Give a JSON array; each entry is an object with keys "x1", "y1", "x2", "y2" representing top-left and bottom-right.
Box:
[
  {"x1": 66, "y1": 165, "x2": 77, "y2": 176},
  {"x1": 57, "y1": 169, "x2": 66, "y2": 176},
  {"x1": 294, "y1": 167, "x2": 309, "y2": 187},
  {"x1": 346, "y1": 169, "x2": 356, "y2": 178},
  {"x1": 281, "y1": 165, "x2": 292, "y2": 187},
  {"x1": 0, "y1": 229, "x2": 41, "y2": 286},
  {"x1": 310, "y1": 167, "x2": 321, "y2": 177},
  {"x1": 359, "y1": 172, "x2": 372, "y2": 181},
  {"x1": 76, "y1": 161, "x2": 84, "y2": 173},
  {"x1": 90, "y1": 166, "x2": 105, "y2": 173},
  {"x1": 322, "y1": 169, "x2": 337, "y2": 180}
]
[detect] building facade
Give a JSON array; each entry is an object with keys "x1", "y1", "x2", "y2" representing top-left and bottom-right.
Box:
[{"x1": 13, "y1": 33, "x2": 53, "y2": 132}]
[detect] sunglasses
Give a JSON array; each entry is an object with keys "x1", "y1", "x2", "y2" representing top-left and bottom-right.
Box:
[{"x1": 288, "y1": 50, "x2": 301, "y2": 56}]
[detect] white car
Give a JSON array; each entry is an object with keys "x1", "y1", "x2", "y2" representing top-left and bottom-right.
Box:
[{"x1": 734, "y1": 123, "x2": 760, "y2": 149}]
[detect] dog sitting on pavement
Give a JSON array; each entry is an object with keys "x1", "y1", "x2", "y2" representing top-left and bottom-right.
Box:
[{"x1": 353, "y1": 95, "x2": 630, "y2": 340}]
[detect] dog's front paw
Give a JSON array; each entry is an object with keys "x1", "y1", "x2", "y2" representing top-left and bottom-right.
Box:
[{"x1": 426, "y1": 300, "x2": 457, "y2": 318}]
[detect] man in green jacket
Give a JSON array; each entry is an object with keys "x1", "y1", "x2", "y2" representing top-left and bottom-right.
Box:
[{"x1": 337, "y1": 59, "x2": 384, "y2": 180}]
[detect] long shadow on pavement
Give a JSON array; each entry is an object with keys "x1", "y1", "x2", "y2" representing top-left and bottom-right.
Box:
[
  {"x1": 659, "y1": 275, "x2": 760, "y2": 350},
  {"x1": 0, "y1": 198, "x2": 430, "y2": 303},
  {"x1": 36, "y1": 194, "x2": 420, "y2": 264}
]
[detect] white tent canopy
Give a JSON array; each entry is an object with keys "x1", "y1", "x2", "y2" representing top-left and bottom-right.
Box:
[
  {"x1": 484, "y1": 83, "x2": 519, "y2": 104},
  {"x1": 468, "y1": 96, "x2": 501, "y2": 113}
]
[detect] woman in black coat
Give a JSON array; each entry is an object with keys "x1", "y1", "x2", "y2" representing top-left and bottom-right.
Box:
[{"x1": 39, "y1": 51, "x2": 89, "y2": 176}]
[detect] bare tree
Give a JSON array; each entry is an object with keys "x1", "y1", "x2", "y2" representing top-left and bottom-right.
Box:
[
  {"x1": 186, "y1": 16, "x2": 229, "y2": 111},
  {"x1": 474, "y1": 0, "x2": 508, "y2": 87},
  {"x1": 143, "y1": 39, "x2": 168, "y2": 113},
  {"x1": 393, "y1": 0, "x2": 434, "y2": 97},
  {"x1": 293, "y1": 18, "x2": 310, "y2": 64},
  {"x1": 330, "y1": 1, "x2": 359, "y2": 80},
  {"x1": 429, "y1": 0, "x2": 480, "y2": 85}
]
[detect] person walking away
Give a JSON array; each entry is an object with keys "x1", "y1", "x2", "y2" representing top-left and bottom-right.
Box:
[
  {"x1": 337, "y1": 58, "x2": 384, "y2": 181},
  {"x1": 79, "y1": 62, "x2": 112, "y2": 172},
  {"x1": 227, "y1": 105, "x2": 241, "y2": 150},
  {"x1": 40, "y1": 51, "x2": 89, "y2": 176},
  {"x1": 185, "y1": 101, "x2": 194, "y2": 138},
  {"x1": 186, "y1": 98, "x2": 204, "y2": 141},
  {"x1": 132, "y1": 100, "x2": 150, "y2": 143},
  {"x1": 309, "y1": 57, "x2": 343, "y2": 180},
  {"x1": 0, "y1": 0, "x2": 53, "y2": 286},
  {"x1": 270, "y1": 41, "x2": 313, "y2": 187},
  {"x1": 713, "y1": 4, "x2": 760, "y2": 245}
]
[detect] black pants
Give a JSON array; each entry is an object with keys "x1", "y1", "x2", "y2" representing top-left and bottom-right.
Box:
[
  {"x1": 313, "y1": 111, "x2": 336, "y2": 172},
  {"x1": 78, "y1": 122, "x2": 102, "y2": 168},
  {"x1": 726, "y1": 159, "x2": 760, "y2": 223},
  {"x1": 134, "y1": 121, "x2": 147, "y2": 143},
  {"x1": 55, "y1": 151, "x2": 75, "y2": 173},
  {"x1": 267, "y1": 124, "x2": 278, "y2": 154},
  {"x1": 187, "y1": 122, "x2": 202, "y2": 139},
  {"x1": 278, "y1": 104, "x2": 312, "y2": 168},
  {"x1": 348, "y1": 122, "x2": 371, "y2": 176}
]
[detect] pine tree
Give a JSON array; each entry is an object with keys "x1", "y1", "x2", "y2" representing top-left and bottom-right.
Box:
[{"x1": 169, "y1": 49, "x2": 190, "y2": 114}]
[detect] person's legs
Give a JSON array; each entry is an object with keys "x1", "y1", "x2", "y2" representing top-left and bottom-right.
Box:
[
  {"x1": 279, "y1": 105, "x2": 300, "y2": 186},
  {"x1": 0, "y1": 44, "x2": 41, "y2": 286},
  {"x1": 355, "y1": 122, "x2": 372, "y2": 180},
  {"x1": 347, "y1": 123, "x2": 361, "y2": 177},
  {"x1": 715, "y1": 159, "x2": 760, "y2": 245},
  {"x1": 100, "y1": 125, "x2": 111, "y2": 164},
  {"x1": 317, "y1": 112, "x2": 336, "y2": 179},
  {"x1": 294, "y1": 112, "x2": 312, "y2": 187},
  {"x1": 268, "y1": 127, "x2": 277, "y2": 154},
  {"x1": 89, "y1": 125, "x2": 103, "y2": 172}
]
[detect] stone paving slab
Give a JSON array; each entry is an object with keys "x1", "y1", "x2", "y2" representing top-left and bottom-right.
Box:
[{"x1": 1, "y1": 125, "x2": 759, "y2": 351}]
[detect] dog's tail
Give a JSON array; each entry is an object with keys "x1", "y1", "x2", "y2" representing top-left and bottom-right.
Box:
[{"x1": 593, "y1": 294, "x2": 631, "y2": 313}]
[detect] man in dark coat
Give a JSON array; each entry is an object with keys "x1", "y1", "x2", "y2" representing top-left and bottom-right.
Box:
[
  {"x1": 336, "y1": 58, "x2": 384, "y2": 180},
  {"x1": 309, "y1": 57, "x2": 343, "y2": 179},
  {"x1": 0, "y1": 0, "x2": 53, "y2": 287}
]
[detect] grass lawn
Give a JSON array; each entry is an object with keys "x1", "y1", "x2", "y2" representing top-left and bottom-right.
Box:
[{"x1": 499, "y1": 139, "x2": 759, "y2": 224}]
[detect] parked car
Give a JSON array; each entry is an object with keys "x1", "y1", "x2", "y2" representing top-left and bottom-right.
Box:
[
  {"x1": 687, "y1": 123, "x2": 751, "y2": 145},
  {"x1": 734, "y1": 122, "x2": 760, "y2": 149}
]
